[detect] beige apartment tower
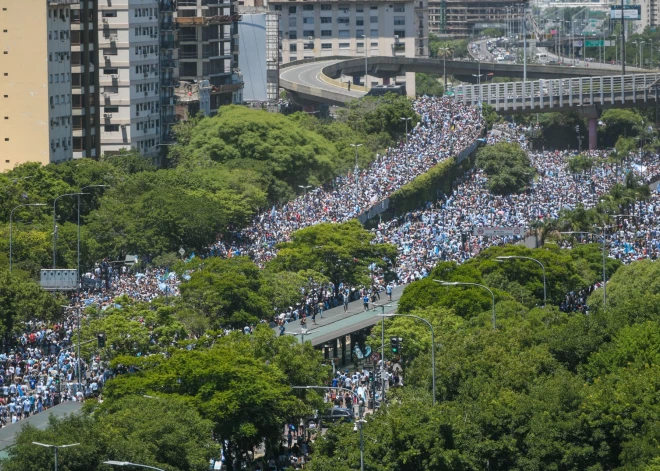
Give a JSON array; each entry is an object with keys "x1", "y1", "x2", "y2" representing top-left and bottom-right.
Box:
[{"x1": 0, "y1": 0, "x2": 77, "y2": 172}]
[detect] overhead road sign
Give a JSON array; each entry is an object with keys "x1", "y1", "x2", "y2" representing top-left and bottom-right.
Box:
[{"x1": 610, "y1": 5, "x2": 641, "y2": 20}]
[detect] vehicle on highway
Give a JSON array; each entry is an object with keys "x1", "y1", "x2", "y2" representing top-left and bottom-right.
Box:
[{"x1": 321, "y1": 407, "x2": 354, "y2": 423}]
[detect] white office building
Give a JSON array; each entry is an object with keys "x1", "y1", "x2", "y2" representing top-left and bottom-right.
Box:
[
  {"x1": 98, "y1": 0, "x2": 161, "y2": 157},
  {"x1": 269, "y1": 0, "x2": 426, "y2": 92}
]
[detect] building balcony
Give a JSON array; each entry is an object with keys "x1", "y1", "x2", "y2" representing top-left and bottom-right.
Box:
[
  {"x1": 161, "y1": 38, "x2": 176, "y2": 49},
  {"x1": 179, "y1": 34, "x2": 198, "y2": 42},
  {"x1": 179, "y1": 51, "x2": 199, "y2": 59},
  {"x1": 161, "y1": 78, "x2": 176, "y2": 87},
  {"x1": 212, "y1": 82, "x2": 244, "y2": 93}
]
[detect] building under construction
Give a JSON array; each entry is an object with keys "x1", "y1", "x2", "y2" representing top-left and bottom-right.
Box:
[{"x1": 428, "y1": 0, "x2": 524, "y2": 38}]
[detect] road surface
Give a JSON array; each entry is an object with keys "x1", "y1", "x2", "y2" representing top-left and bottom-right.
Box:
[{"x1": 280, "y1": 60, "x2": 366, "y2": 99}]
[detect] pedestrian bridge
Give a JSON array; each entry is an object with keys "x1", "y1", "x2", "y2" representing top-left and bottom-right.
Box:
[{"x1": 454, "y1": 73, "x2": 660, "y2": 114}]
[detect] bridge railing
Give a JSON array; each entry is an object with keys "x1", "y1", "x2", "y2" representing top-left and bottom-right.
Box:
[{"x1": 455, "y1": 73, "x2": 660, "y2": 111}]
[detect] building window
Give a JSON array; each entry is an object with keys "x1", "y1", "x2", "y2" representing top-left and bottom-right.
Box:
[
  {"x1": 394, "y1": 30, "x2": 405, "y2": 38},
  {"x1": 356, "y1": 29, "x2": 364, "y2": 38},
  {"x1": 394, "y1": 5, "x2": 405, "y2": 12},
  {"x1": 338, "y1": 17, "x2": 349, "y2": 24},
  {"x1": 303, "y1": 4, "x2": 314, "y2": 10},
  {"x1": 321, "y1": 30, "x2": 332, "y2": 37},
  {"x1": 102, "y1": 10, "x2": 117, "y2": 17},
  {"x1": 104, "y1": 106, "x2": 119, "y2": 113},
  {"x1": 338, "y1": 42, "x2": 349, "y2": 50},
  {"x1": 370, "y1": 5, "x2": 378, "y2": 9},
  {"x1": 290, "y1": 44, "x2": 297, "y2": 52},
  {"x1": 274, "y1": 4, "x2": 282, "y2": 10},
  {"x1": 370, "y1": 16, "x2": 378, "y2": 23},
  {"x1": 288, "y1": 6, "x2": 296, "y2": 13},
  {"x1": 321, "y1": 17, "x2": 332, "y2": 23},
  {"x1": 289, "y1": 17, "x2": 296, "y2": 27},
  {"x1": 394, "y1": 16, "x2": 405, "y2": 25},
  {"x1": 303, "y1": 30, "x2": 314, "y2": 38},
  {"x1": 320, "y1": 4, "x2": 331, "y2": 10},
  {"x1": 356, "y1": 3, "x2": 364, "y2": 12},
  {"x1": 371, "y1": 41, "x2": 378, "y2": 48},
  {"x1": 104, "y1": 124, "x2": 119, "y2": 132},
  {"x1": 303, "y1": 43, "x2": 313, "y2": 50},
  {"x1": 289, "y1": 31, "x2": 297, "y2": 39},
  {"x1": 303, "y1": 17, "x2": 314, "y2": 24},
  {"x1": 338, "y1": 30, "x2": 349, "y2": 38},
  {"x1": 103, "y1": 68, "x2": 118, "y2": 75},
  {"x1": 370, "y1": 29, "x2": 378, "y2": 37},
  {"x1": 321, "y1": 43, "x2": 332, "y2": 49},
  {"x1": 357, "y1": 18, "x2": 364, "y2": 26}
]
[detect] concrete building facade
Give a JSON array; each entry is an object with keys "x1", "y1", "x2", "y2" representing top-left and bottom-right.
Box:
[
  {"x1": 98, "y1": 0, "x2": 161, "y2": 158},
  {"x1": 71, "y1": 0, "x2": 100, "y2": 159},
  {"x1": 428, "y1": 0, "x2": 523, "y2": 38},
  {"x1": 0, "y1": 0, "x2": 78, "y2": 172},
  {"x1": 175, "y1": 0, "x2": 244, "y2": 115},
  {"x1": 270, "y1": 0, "x2": 426, "y2": 67}
]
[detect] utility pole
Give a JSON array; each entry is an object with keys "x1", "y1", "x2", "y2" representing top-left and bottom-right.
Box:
[
  {"x1": 523, "y1": 3, "x2": 527, "y2": 85},
  {"x1": 621, "y1": 0, "x2": 626, "y2": 75}
]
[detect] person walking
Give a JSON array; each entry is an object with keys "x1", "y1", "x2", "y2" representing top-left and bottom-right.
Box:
[
  {"x1": 386, "y1": 283, "x2": 393, "y2": 302},
  {"x1": 343, "y1": 292, "x2": 349, "y2": 312},
  {"x1": 363, "y1": 293, "x2": 369, "y2": 311}
]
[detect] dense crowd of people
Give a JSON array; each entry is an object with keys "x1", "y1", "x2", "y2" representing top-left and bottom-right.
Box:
[{"x1": 10, "y1": 96, "x2": 660, "y2": 431}]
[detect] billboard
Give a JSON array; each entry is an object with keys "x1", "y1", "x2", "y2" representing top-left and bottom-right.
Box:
[
  {"x1": 610, "y1": 5, "x2": 641, "y2": 20},
  {"x1": 40, "y1": 269, "x2": 78, "y2": 291}
]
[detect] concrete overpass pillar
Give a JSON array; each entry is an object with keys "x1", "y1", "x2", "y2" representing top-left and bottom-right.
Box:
[
  {"x1": 589, "y1": 117, "x2": 598, "y2": 151},
  {"x1": 581, "y1": 106, "x2": 601, "y2": 151},
  {"x1": 405, "y1": 72, "x2": 416, "y2": 98}
]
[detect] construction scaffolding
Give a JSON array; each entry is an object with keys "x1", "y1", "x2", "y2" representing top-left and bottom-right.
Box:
[{"x1": 266, "y1": 12, "x2": 280, "y2": 102}]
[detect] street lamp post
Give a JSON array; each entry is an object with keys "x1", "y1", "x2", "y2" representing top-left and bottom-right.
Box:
[
  {"x1": 10, "y1": 203, "x2": 46, "y2": 272},
  {"x1": 104, "y1": 461, "x2": 165, "y2": 471},
  {"x1": 496, "y1": 255, "x2": 547, "y2": 307},
  {"x1": 283, "y1": 330, "x2": 307, "y2": 344},
  {"x1": 561, "y1": 228, "x2": 607, "y2": 308},
  {"x1": 400, "y1": 117, "x2": 412, "y2": 144},
  {"x1": 360, "y1": 34, "x2": 368, "y2": 89},
  {"x1": 61, "y1": 305, "x2": 82, "y2": 386},
  {"x1": 33, "y1": 442, "x2": 80, "y2": 471},
  {"x1": 371, "y1": 302, "x2": 392, "y2": 404},
  {"x1": 53, "y1": 193, "x2": 88, "y2": 269},
  {"x1": 298, "y1": 185, "x2": 312, "y2": 198},
  {"x1": 377, "y1": 313, "x2": 435, "y2": 406},
  {"x1": 350, "y1": 143, "x2": 362, "y2": 207},
  {"x1": 78, "y1": 185, "x2": 108, "y2": 281},
  {"x1": 292, "y1": 386, "x2": 364, "y2": 471},
  {"x1": 434, "y1": 280, "x2": 496, "y2": 329}
]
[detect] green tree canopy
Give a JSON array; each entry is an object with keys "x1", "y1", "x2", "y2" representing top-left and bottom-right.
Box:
[
  {"x1": 475, "y1": 141, "x2": 534, "y2": 195},
  {"x1": 269, "y1": 221, "x2": 398, "y2": 292}
]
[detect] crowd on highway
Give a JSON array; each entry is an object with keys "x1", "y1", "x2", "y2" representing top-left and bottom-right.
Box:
[{"x1": 212, "y1": 96, "x2": 482, "y2": 268}]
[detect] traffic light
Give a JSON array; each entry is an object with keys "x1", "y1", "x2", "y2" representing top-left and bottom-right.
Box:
[
  {"x1": 390, "y1": 336, "x2": 400, "y2": 354},
  {"x1": 97, "y1": 333, "x2": 106, "y2": 348}
]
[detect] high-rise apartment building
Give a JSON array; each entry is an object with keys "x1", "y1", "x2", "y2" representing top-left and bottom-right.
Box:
[
  {"x1": 0, "y1": 0, "x2": 77, "y2": 172},
  {"x1": 98, "y1": 0, "x2": 161, "y2": 157},
  {"x1": 71, "y1": 0, "x2": 100, "y2": 159},
  {"x1": 427, "y1": 0, "x2": 523, "y2": 38},
  {"x1": 160, "y1": 0, "x2": 177, "y2": 142},
  {"x1": 176, "y1": 0, "x2": 243, "y2": 114},
  {"x1": 270, "y1": 0, "x2": 427, "y2": 65}
]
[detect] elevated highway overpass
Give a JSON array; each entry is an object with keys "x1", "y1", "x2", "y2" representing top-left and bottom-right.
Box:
[{"x1": 279, "y1": 55, "x2": 641, "y2": 106}]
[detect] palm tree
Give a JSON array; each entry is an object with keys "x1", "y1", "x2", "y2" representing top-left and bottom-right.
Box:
[{"x1": 438, "y1": 46, "x2": 454, "y2": 93}]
